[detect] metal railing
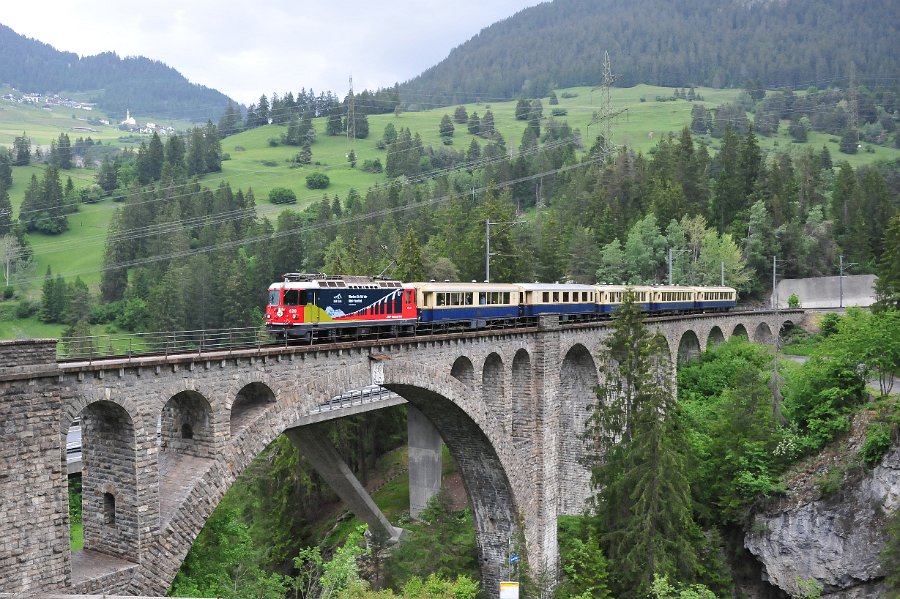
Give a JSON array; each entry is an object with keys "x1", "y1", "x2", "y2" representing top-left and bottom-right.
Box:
[
  {"x1": 312, "y1": 385, "x2": 401, "y2": 414},
  {"x1": 57, "y1": 326, "x2": 269, "y2": 361}
]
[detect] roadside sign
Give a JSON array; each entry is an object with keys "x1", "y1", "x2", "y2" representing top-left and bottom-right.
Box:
[
  {"x1": 500, "y1": 581, "x2": 520, "y2": 599},
  {"x1": 509, "y1": 553, "x2": 520, "y2": 564}
]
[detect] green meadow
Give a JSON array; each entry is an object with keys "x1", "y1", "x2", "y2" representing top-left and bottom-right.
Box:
[{"x1": 1, "y1": 84, "x2": 897, "y2": 340}]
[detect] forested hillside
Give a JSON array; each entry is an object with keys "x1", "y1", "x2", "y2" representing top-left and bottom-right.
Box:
[
  {"x1": 0, "y1": 24, "x2": 233, "y2": 121},
  {"x1": 400, "y1": 0, "x2": 899, "y2": 106}
]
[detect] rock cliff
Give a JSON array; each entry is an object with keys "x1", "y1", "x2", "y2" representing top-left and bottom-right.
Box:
[{"x1": 745, "y1": 415, "x2": 898, "y2": 598}]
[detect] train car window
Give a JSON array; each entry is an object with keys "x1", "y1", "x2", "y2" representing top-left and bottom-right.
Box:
[
  {"x1": 436, "y1": 293, "x2": 445, "y2": 307},
  {"x1": 552, "y1": 292, "x2": 559, "y2": 302},
  {"x1": 542, "y1": 292, "x2": 549, "y2": 303},
  {"x1": 503, "y1": 292, "x2": 510, "y2": 304},
  {"x1": 268, "y1": 290, "x2": 280, "y2": 306},
  {"x1": 562, "y1": 292, "x2": 569, "y2": 302},
  {"x1": 284, "y1": 290, "x2": 300, "y2": 306}
]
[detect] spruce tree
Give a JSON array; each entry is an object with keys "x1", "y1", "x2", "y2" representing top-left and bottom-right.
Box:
[{"x1": 585, "y1": 291, "x2": 700, "y2": 598}]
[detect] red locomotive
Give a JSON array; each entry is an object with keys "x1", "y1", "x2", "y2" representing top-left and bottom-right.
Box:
[{"x1": 265, "y1": 273, "x2": 418, "y2": 339}]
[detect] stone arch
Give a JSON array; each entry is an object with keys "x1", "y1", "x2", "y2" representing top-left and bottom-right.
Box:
[
  {"x1": 559, "y1": 343, "x2": 599, "y2": 516},
  {"x1": 511, "y1": 349, "x2": 533, "y2": 450},
  {"x1": 450, "y1": 356, "x2": 475, "y2": 388},
  {"x1": 161, "y1": 390, "x2": 214, "y2": 458},
  {"x1": 138, "y1": 360, "x2": 531, "y2": 598},
  {"x1": 733, "y1": 323, "x2": 749, "y2": 339},
  {"x1": 754, "y1": 322, "x2": 773, "y2": 343},
  {"x1": 779, "y1": 319, "x2": 796, "y2": 339},
  {"x1": 231, "y1": 382, "x2": 276, "y2": 437},
  {"x1": 707, "y1": 326, "x2": 725, "y2": 348},
  {"x1": 482, "y1": 353, "x2": 506, "y2": 416},
  {"x1": 79, "y1": 400, "x2": 139, "y2": 561},
  {"x1": 677, "y1": 330, "x2": 702, "y2": 364}
]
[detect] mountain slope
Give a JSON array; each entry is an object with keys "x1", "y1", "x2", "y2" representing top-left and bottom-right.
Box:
[
  {"x1": 400, "y1": 0, "x2": 899, "y2": 106},
  {"x1": 0, "y1": 24, "x2": 234, "y2": 121}
]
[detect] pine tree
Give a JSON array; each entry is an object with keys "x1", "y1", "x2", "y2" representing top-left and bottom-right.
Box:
[
  {"x1": 396, "y1": 227, "x2": 425, "y2": 281},
  {"x1": 585, "y1": 291, "x2": 700, "y2": 598},
  {"x1": 453, "y1": 105, "x2": 468, "y2": 124}
]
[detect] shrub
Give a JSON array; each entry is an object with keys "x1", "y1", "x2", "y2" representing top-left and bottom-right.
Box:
[
  {"x1": 860, "y1": 422, "x2": 893, "y2": 467},
  {"x1": 15, "y1": 299, "x2": 38, "y2": 319},
  {"x1": 260, "y1": 159, "x2": 278, "y2": 167},
  {"x1": 820, "y1": 313, "x2": 840, "y2": 336},
  {"x1": 2, "y1": 285, "x2": 14, "y2": 299},
  {"x1": 306, "y1": 172, "x2": 330, "y2": 189},
  {"x1": 788, "y1": 293, "x2": 801, "y2": 308},
  {"x1": 361, "y1": 159, "x2": 383, "y2": 173},
  {"x1": 268, "y1": 187, "x2": 297, "y2": 204},
  {"x1": 551, "y1": 108, "x2": 568, "y2": 116}
]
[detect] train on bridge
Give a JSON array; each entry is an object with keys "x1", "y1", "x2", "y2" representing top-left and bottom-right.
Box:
[{"x1": 265, "y1": 274, "x2": 737, "y2": 339}]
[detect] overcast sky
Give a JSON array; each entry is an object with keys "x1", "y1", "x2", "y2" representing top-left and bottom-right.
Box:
[{"x1": 2, "y1": 1, "x2": 545, "y2": 105}]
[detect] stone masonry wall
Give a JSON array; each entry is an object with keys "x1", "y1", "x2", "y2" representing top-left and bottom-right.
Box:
[
  {"x1": 0, "y1": 354, "x2": 69, "y2": 593},
  {"x1": 81, "y1": 401, "x2": 139, "y2": 560}
]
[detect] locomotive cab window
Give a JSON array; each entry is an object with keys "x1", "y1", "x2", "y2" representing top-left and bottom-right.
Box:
[
  {"x1": 283, "y1": 290, "x2": 306, "y2": 306},
  {"x1": 268, "y1": 290, "x2": 280, "y2": 306}
]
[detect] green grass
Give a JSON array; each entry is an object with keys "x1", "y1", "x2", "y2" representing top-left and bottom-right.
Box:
[{"x1": 70, "y1": 522, "x2": 83, "y2": 551}]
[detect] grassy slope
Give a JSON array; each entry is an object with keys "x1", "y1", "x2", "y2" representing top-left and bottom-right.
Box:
[{"x1": 1, "y1": 85, "x2": 897, "y2": 340}]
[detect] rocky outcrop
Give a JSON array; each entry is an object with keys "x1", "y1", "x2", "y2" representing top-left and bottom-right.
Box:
[{"x1": 745, "y1": 437, "x2": 899, "y2": 598}]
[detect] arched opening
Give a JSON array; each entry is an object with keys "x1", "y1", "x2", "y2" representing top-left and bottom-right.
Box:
[
  {"x1": 386, "y1": 382, "x2": 523, "y2": 594},
  {"x1": 103, "y1": 492, "x2": 116, "y2": 525},
  {"x1": 79, "y1": 400, "x2": 138, "y2": 561},
  {"x1": 754, "y1": 322, "x2": 773, "y2": 343},
  {"x1": 511, "y1": 349, "x2": 533, "y2": 450},
  {"x1": 733, "y1": 323, "x2": 749, "y2": 339},
  {"x1": 780, "y1": 320, "x2": 796, "y2": 340},
  {"x1": 482, "y1": 353, "x2": 506, "y2": 416},
  {"x1": 707, "y1": 326, "x2": 725, "y2": 348},
  {"x1": 231, "y1": 382, "x2": 276, "y2": 436},
  {"x1": 161, "y1": 390, "x2": 213, "y2": 457},
  {"x1": 559, "y1": 344, "x2": 599, "y2": 515},
  {"x1": 450, "y1": 356, "x2": 475, "y2": 388},
  {"x1": 677, "y1": 330, "x2": 702, "y2": 364}
]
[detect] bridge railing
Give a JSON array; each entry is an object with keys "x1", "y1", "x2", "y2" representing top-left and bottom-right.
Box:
[{"x1": 57, "y1": 326, "x2": 269, "y2": 361}]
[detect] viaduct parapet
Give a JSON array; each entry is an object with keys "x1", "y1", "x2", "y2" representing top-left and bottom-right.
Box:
[{"x1": 0, "y1": 311, "x2": 801, "y2": 596}]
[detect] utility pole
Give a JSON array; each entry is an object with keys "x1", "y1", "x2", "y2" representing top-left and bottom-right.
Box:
[
  {"x1": 667, "y1": 247, "x2": 690, "y2": 285},
  {"x1": 486, "y1": 219, "x2": 524, "y2": 282},
  {"x1": 721, "y1": 261, "x2": 725, "y2": 286},
  {"x1": 839, "y1": 255, "x2": 857, "y2": 308},
  {"x1": 346, "y1": 75, "x2": 355, "y2": 146}
]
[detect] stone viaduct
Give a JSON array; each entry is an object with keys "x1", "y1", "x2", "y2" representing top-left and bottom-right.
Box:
[{"x1": 0, "y1": 310, "x2": 801, "y2": 596}]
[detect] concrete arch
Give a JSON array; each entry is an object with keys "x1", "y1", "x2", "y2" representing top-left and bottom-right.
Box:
[
  {"x1": 511, "y1": 349, "x2": 533, "y2": 450},
  {"x1": 135, "y1": 360, "x2": 530, "y2": 597},
  {"x1": 558, "y1": 343, "x2": 599, "y2": 516},
  {"x1": 231, "y1": 381, "x2": 276, "y2": 437},
  {"x1": 161, "y1": 390, "x2": 214, "y2": 458},
  {"x1": 482, "y1": 352, "x2": 506, "y2": 415},
  {"x1": 451, "y1": 355, "x2": 476, "y2": 388},
  {"x1": 677, "y1": 330, "x2": 702, "y2": 364},
  {"x1": 707, "y1": 326, "x2": 725, "y2": 348},
  {"x1": 754, "y1": 322, "x2": 773, "y2": 343},
  {"x1": 79, "y1": 400, "x2": 140, "y2": 562},
  {"x1": 733, "y1": 323, "x2": 749, "y2": 339}
]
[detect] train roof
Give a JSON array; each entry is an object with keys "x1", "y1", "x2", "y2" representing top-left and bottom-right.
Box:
[
  {"x1": 516, "y1": 283, "x2": 597, "y2": 291},
  {"x1": 270, "y1": 274, "x2": 406, "y2": 289},
  {"x1": 410, "y1": 281, "x2": 521, "y2": 293}
]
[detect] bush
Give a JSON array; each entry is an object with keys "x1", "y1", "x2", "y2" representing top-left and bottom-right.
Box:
[
  {"x1": 551, "y1": 108, "x2": 568, "y2": 116},
  {"x1": 788, "y1": 293, "x2": 801, "y2": 308},
  {"x1": 268, "y1": 187, "x2": 297, "y2": 204},
  {"x1": 820, "y1": 313, "x2": 840, "y2": 336},
  {"x1": 15, "y1": 299, "x2": 38, "y2": 319},
  {"x1": 860, "y1": 421, "x2": 893, "y2": 467},
  {"x1": 361, "y1": 159, "x2": 383, "y2": 173},
  {"x1": 306, "y1": 172, "x2": 330, "y2": 189},
  {"x1": 2, "y1": 285, "x2": 14, "y2": 300}
]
